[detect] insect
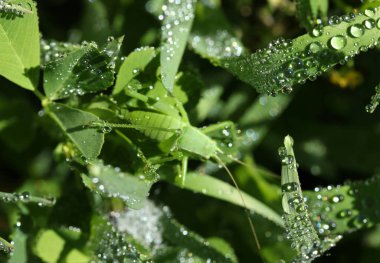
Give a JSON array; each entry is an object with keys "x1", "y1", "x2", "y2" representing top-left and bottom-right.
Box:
[{"x1": 90, "y1": 82, "x2": 263, "y2": 255}]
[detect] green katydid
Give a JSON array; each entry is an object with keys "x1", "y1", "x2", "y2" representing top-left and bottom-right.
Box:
[{"x1": 89, "y1": 83, "x2": 264, "y2": 254}]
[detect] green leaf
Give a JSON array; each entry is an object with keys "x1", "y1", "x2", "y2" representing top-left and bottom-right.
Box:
[
  {"x1": 114, "y1": 199, "x2": 236, "y2": 261},
  {"x1": 102, "y1": 36, "x2": 124, "y2": 70},
  {"x1": 279, "y1": 136, "x2": 320, "y2": 262},
  {"x1": 159, "y1": 0, "x2": 196, "y2": 92},
  {"x1": 177, "y1": 172, "x2": 284, "y2": 227},
  {"x1": 113, "y1": 47, "x2": 157, "y2": 94},
  {"x1": 8, "y1": 228, "x2": 27, "y2": 263},
  {"x1": 40, "y1": 39, "x2": 81, "y2": 65},
  {"x1": 189, "y1": 1, "x2": 245, "y2": 60},
  {"x1": 85, "y1": 161, "x2": 153, "y2": 209},
  {"x1": 0, "y1": 190, "x2": 55, "y2": 207},
  {"x1": 238, "y1": 94, "x2": 292, "y2": 148},
  {"x1": 64, "y1": 249, "x2": 90, "y2": 263},
  {"x1": 159, "y1": 211, "x2": 235, "y2": 262},
  {"x1": 366, "y1": 83, "x2": 380, "y2": 113},
  {"x1": 0, "y1": 236, "x2": 13, "y2": 253},
  {"x1": 279, "y1": 135, "x2": 341, "y2": 262},
  {"x1": 34, "y1": 230, "x2": 65, "y2": 263},
  {"x1": 87, "y1": 215, "x2": 143, "y2": 262},
  {"x1": 305, "y1": 174, "x2": 380, "y2": 236},
  {"x1": 296, "y1": 0, "x2": 329, "y2": 30},
  {"x1": 221, "y1": 8, "x2": 380, "y2": 95},
  {"x1": 207, "y1": 237, "x2": 238, "y2": 263},
  {"x1": 43, "y1": 44, "x2": 114, "y2": 100},
  {"x1": 47, "y1": 103, "x2": 104, "y2": 159},
  {"x1": 0, "y1": 0, "x2": 40, "y2": 90}
]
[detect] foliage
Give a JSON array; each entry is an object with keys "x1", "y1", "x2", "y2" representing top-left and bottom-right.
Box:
[{"x1": 1, "y1": 0, "x2": 380, "y2": 262}]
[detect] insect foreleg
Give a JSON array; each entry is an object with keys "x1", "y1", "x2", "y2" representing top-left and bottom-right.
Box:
[{"x1": 180, "y1": 157, "x2": 188, "y2": 186}]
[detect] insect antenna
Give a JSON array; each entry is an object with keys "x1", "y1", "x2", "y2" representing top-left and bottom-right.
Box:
[
  {"x1": 213, "y1": 155, "x2": 264, "y2": 260},
  {"x1": 217, "y1": 148, "x2": 280, "y2": 180}
]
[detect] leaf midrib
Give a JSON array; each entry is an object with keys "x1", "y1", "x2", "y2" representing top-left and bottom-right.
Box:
[{"x1": 0, "y1": 24, "x2": 26, "y2": 73}]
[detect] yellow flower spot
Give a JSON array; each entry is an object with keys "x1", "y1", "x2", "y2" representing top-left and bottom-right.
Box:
[{"x1": 329, "y1": 70, "x2": 363, "y2": 89}]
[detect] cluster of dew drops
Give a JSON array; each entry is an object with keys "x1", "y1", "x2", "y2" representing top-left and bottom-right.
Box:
[
  {"x1": 0, "y1": 0, "x2": 32, "y2": 15},
  {"x1": 0, "y1": 191, "x2": 55, "y2": 207},
  {"x1": 278, "y1": 146, "x2": 343, "y2": 261},
  {"x1": 307, "y1": 176, "x2": 380, "y2": 238},
  {"x1": 89, "y1": 163, "x2": 141, "y2": 208},
  {"x1": 41, "y1": 37, "x2": 118, "y2": 98},
  {"x1": 189, "y1": 30, "x2": 244, "y2": 59},
  {"x1": 158, "y1": 0, "x2": 196, "y2": 62},
  {"x1": 234, "y1": 7, "x2": 380, "y2": 97},
  {"x1": 94, "y1": 220, "x2": 145, "y2": 262},
  {"x1": 366, "y1": 84, "x2": 380, "y2": 113}
]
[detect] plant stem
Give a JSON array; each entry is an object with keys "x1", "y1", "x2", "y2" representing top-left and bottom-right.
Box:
[{"x1": 0, "y1": 191, "x2": 56, "y2": 207}]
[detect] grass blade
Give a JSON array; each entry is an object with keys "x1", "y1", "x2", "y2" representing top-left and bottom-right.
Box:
[
  {"x1": 159, "y1": 0, "x2": 196, "y2": 92},
  {"x1": 177, "y1": 172, "x2": 284, "y2": 227},
  {"x1": 222, "y1": 8, "x2": 380, "y2": 95}
]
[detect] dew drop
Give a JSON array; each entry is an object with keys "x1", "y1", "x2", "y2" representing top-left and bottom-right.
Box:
[
  {"x1": 363, "y1": 19, "x2": 375, "y2": 29},
  {"x1": 348, "y1": 24, "x2": 364, "y2": 38},
  {"x1": 20, "y1": 191, "x2": 30, "y2": 201},
  {"x1": 101, "y1": 126, "x2": 112, "y2": 134},
  {"x1": 330, "y1": 194, "x2": 344, "y2": 203},
  {"x1": 328, "y1": 15, "x2": 341, "y2": 26},
  {"x1": 307, "y1": 42, "x2": 322, "y2": 54},
  {"x1": 329, "y1": 35, "x2": 347, "y2": 50},
  {"x1": 311, "y1": 26, "x2": 323, "y2": 37},
  {"x1": 278, "y1": 146, "x2": 287, "y2": 157},
  {"x1": 281, "y1": 182, "x2": 299, "y2": 193},
  {"x1": 281, "y1": 155, "x2": 294, "y2": 165},
  {"x1": 352, "y1": 214, "x2": 370, "y2": 228},
  {"x1": 337, "y1": 209, "x2": 352, "y2": 218},
  {"x1": 364, "y1": 8, "x2": 376, "y2": 17},
  {"x1": 132, "y1": 68, "x2": 141, "y2": 74}
]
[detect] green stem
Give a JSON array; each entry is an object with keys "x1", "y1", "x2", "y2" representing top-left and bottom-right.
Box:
[
  {"x1": 0, "y1": 191, "x2": 56, "y2": 207},
  {"x1": 0, "y1": 236, "x2": 13, "y2": 253},
  {"x1": 33, "y1": 89, "x2": 46, "y2": 102}
]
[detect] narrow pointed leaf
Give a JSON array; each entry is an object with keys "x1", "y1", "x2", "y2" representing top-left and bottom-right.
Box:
[
  {"x1": 113, "y1": 47, "x2": 156, "y2": 94},
  {"x1": 280, "y1": 136, "x2": 341, "y2": 262},
  {"x1": 159, "y1": 0, "x2": 196, "y2": 92},
  {"x1": 220, "y1": 8, "x2": 380, "y2": 95},
  {"x1": 280, "y1": 136, "x2": 320, "y2": 262},
  {"x1": 0, "y1": 0, "x2": 40, "y2": 90},
  {"x1": 178, "y1": 172, "x2": 284, "y2": 227},
  {"x1": 102, "y1": 36, "x2": 124, "y2": 70}
]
